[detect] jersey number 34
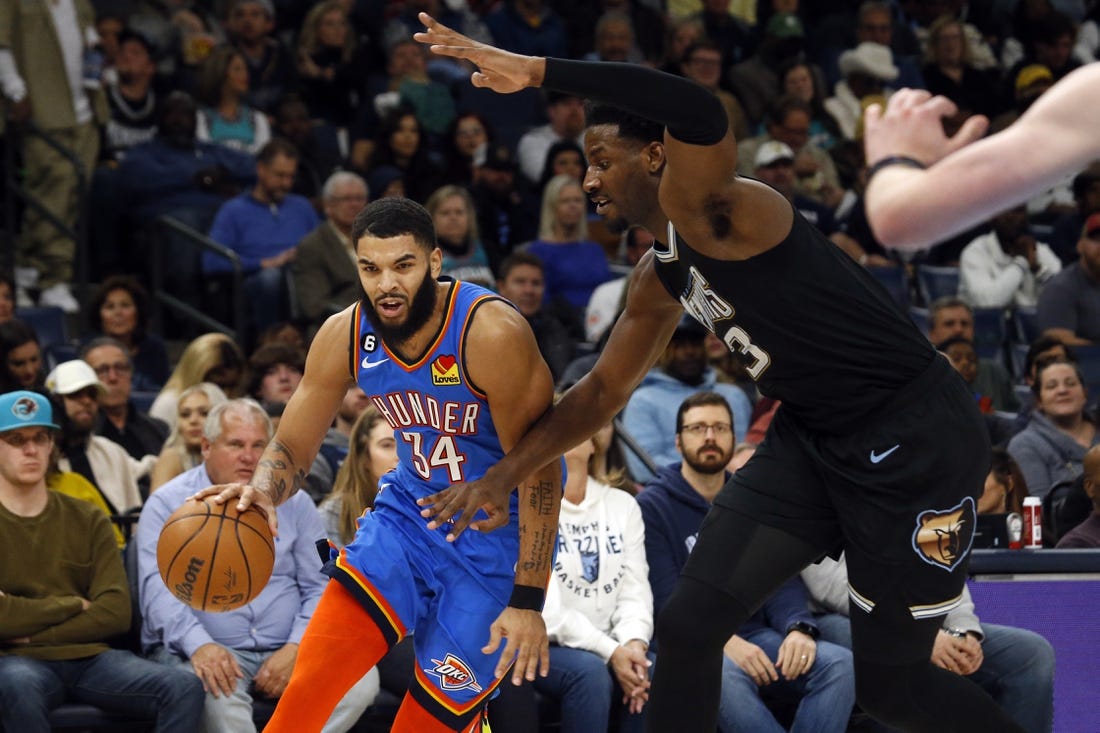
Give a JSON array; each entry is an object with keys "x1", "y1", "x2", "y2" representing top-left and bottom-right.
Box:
[{"x1": 402, "y1": 432, "x2": 468, "y2": 482}]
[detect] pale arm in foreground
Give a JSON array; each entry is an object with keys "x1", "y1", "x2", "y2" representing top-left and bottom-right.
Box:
[{"x1": 863, "y1": 65, "x2": 1100, "y2": 250}]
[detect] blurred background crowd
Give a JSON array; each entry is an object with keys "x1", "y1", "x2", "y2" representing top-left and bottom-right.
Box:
[{"x1": 2, "y1": 0, "x2": 1100, "y2": 731}]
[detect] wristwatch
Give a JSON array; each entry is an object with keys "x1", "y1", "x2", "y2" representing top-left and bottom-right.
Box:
[{"x1": 786, "y1": 621, "x2": 819, "y2": 640}]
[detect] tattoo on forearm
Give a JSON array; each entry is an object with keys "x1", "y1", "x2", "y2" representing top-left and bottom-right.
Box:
[
  {"x1": 254, "y1": 441, "x2": 301, "y2": 504},
  {"x1": 526, "y1": 480, "x2": 555, "y2": 515},
  {"x1": 521, "y1": 525, "x2": 555, "y2": 573},
  {"x1": 519, "y1": 480, "x2": 558, "y2": 574}
]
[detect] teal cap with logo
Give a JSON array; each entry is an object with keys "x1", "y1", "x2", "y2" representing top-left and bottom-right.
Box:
[{"x1": 0, "y1": 390, "x2": 59, "y2": 433}]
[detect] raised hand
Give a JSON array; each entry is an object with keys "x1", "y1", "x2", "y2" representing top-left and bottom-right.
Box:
[
  {"x1": 413, "y1": 12, "x2": 543, "y2": 94},
  {"x1": 863, "y1": 89, "x2": 988, "y2": 169}
]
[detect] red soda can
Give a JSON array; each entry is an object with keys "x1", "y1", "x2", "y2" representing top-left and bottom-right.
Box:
[{"x1": 1022, "y1": 497, "x2": 1042, "y2": 549}]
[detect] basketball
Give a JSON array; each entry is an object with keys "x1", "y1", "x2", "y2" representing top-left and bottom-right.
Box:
[{"x1": 157, "y1": 498, "x2": 275, "y2": 612}]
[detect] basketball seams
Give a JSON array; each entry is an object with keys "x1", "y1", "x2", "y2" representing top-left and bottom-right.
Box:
[
  {"x1": 236, "y1": 521, "x2": 276, "y2": 557},
  {"x1": 232, "y1": 518, "x2": 255, "y2": 605},
  {"x1": 157, "y1": 499, "x2": 274, "y2": 612},
  {"x1": 163, "y1": 514, "x2": 213, "y2": 592},
  {"x1": 198, "y1": 503, "x2": 232, "y2": 611}
]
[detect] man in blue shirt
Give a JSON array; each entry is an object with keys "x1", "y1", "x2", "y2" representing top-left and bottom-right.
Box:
[
  {"x1": 622, "y1": 316, "x2": 753, "y2": 482},
  {"x1": 207, "y1": 139, "x2": 320, "y2": 334},
  {"x1": 136, "y1": 399, "x2": 377, "y2": 733}
]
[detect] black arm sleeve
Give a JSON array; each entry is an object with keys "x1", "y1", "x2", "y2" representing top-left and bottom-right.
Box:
[{"x1": 542, "y1": 58, "x2": 729, "y2": 146}]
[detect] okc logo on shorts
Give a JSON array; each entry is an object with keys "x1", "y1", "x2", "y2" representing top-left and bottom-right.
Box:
[
  {"x1": 911, "y1": 496, "x2": 976, "y2": 571},
  {"x1": 431, "y1": 354, "x2": 461, "y2": 386},
  {"x1": 426, "y1": 653, "x2": 482, "y2": 693}
]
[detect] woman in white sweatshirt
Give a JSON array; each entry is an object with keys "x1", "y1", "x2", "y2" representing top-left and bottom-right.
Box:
[{"x1": 537, "y1": 422, "x2": 654, "y2": 733}]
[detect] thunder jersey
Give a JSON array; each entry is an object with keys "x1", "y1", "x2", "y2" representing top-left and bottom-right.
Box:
[
  {"x1": 350, "y1": 280, "x2": 508, "y2": 504},
  {"x1": 653, "y1": 205, "x2": 936, "y2": 434}
]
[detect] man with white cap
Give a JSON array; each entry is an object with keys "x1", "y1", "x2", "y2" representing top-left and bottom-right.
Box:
[
  {"x1": 825, "y1": 42, "x2": 899, "y2": 140},
  {"x1": 0, "y1": 389, "x2": 205, "y2": 732},
  {"x1": 46, "y1": 360, "x2": 152, "y2": 514},
  {"x1": 753, "y1": 141, "x2": 886, "y2": 267}
]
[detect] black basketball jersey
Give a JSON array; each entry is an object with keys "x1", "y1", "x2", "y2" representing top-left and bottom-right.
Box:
[{"x1": 652, "y1": 206, "x2": 936, "y2": 434}]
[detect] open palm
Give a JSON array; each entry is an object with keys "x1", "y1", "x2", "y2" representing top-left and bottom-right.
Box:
[{"x1": 413, "y1": 12, "x2": 538, "y2": 95}]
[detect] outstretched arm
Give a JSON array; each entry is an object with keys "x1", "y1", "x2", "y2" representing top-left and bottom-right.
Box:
[
  {"x1": 195, "y1": 307, "x2": 355, "y2": 533},
  {"x1": 421, "y1": 256, "x2": 683, "y2": 538},
  {"x1": 415, "y1": 12, "x2": 777, "y2": 255},
  {"x1": 414, "y1": 12, "x2": 727, "y2": 146},
  {"x1": 864, "y1": 65, "x2": 1100, "y2": 249}
]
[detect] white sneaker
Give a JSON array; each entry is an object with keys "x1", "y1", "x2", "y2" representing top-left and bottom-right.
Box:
[
  {"x1": 38, "y1": 283, "x2": 80, "y2": 314},
  {"x1": 14, "y1": 266, "x2": 39, "y2": 289}
]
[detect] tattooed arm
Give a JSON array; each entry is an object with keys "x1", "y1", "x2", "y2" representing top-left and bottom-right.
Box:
[
  {"x1": 465, "y1": 300, "x2": 562, "y2": 684},
  {"x1": 195, "y1": 307, "x2": 356, "y2": 534}
]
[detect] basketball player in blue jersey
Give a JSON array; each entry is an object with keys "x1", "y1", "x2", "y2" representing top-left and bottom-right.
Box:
[
  {"x1": 196, "y1": 197, "x2": 562, "y2": 733},
  {"x1": 412, "y1": 14, "x2": 1027, "y2": 733}
]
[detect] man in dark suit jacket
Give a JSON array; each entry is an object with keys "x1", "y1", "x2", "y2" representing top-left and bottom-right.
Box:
[{"x1": 291, "y1": 172, "x2": 370, "y2": 328}]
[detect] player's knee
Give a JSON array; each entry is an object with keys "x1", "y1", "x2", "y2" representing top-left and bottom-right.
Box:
[
  {"x1": 854, "y1": 658, "x2": 933, "y2": 730},
  {"x1": 655, "y1": 577, "x2": 748, "y2": 652},
  {"x1": 854, "y1": 664, "x2": 908, "y2": 726}
]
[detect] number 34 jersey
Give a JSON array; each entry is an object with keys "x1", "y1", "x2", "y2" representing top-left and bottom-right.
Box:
[{"x1": 351, "y1": 280, "x2": 511, "y2": 509}]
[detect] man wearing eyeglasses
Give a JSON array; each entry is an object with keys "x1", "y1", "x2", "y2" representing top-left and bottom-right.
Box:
[
  {"x1": 82, "y1": 337, "x2": 168, "y2": 479},
  {"x1": 0, "y1": 389, "x2": 205, "y2": 732},
  {"x1": 46, "y1": 360, "x2": 149, "y2": 513},
  {"x1": 636, "y1": 391, "x2": 855, "y2": 733}
]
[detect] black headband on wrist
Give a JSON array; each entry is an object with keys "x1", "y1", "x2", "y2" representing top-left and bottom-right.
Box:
[
  {"x1": 508, "y1": 584, "x2": 545, "y2": 611},
  {"x1": 865, "y1": 155, "x2": 926, "y2": 185}
]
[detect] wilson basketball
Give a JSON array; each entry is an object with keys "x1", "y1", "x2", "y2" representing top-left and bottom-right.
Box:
[{"x1": 157, "y1": 498, "x2": 275, "y2": 612}]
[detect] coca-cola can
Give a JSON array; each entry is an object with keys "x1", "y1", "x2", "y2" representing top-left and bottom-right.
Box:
[{"x1": 1022, "y1": 497, "x2": 1043, "y2": 549}]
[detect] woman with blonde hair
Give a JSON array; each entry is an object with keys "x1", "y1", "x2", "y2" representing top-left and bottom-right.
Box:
[
  {"x1": 149, "y1": 333, "x2": 244, "y2": 425},
  {"x1": 525, "y1": 174, "x2": 615, "y2": 316},
  {"x1": 149, "y1": 383, "x2": 228, "y2": 492},
  {"x1": 425, "y1": 184, "x2": 494, "y2": 289},
  {"x1": 318, "y1": 407, "x2": 398, "y2": 548},
  {"x1": 921, "y1": 15, "x2": 1001, "y2": 119},
  {"x1": 194, "y1": 45, "x2": 271, "y2": 153}
]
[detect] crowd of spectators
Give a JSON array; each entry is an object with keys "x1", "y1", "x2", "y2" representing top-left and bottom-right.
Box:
[{"x1": 3, "y1": 0, "x2": 1100, "y2": 729}]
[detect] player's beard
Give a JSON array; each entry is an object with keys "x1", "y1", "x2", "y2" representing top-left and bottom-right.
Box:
[
  {"x1": 683, "y1": 443, "x2": 733, "y2": 475},
  {"x1": 360, "y1": 269, "x2": 438, "y2": 346}
]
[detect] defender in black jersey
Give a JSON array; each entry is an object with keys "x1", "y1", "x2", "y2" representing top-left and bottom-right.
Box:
[{"x1": 415, "y1": 14, "x2": 1026, "y2": 733}]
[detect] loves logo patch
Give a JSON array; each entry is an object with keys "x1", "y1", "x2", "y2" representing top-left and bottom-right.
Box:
[
  {"x1": 425, "y1": 653, "x2": 482, "y2": 692},
  {"x1": 431, "y1": 354, "x2": 461, "y2": 386}
]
